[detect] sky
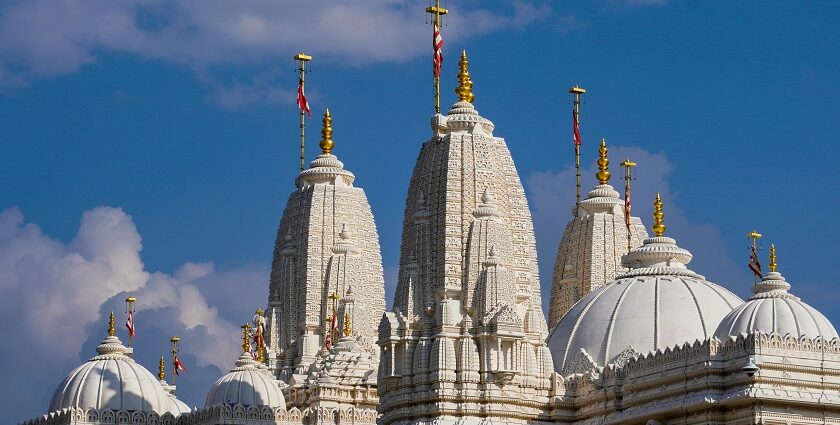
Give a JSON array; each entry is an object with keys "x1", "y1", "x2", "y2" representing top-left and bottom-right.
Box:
[{"x1": 2, "y1": 0, "x2": 840, "y2": 422}]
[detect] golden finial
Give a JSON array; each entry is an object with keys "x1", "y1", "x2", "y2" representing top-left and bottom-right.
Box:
[
  {"x1": 241, "y1": 324, "x2": 251, "y2": 353},
  {"x1": 455, "y1": 50, "x2": 475, "y2": 103},
  {"x1": 319, "y1": 108, "x2": 334, "y2": 154},
  {"x1": 343, "y1": 310, "x2": 352, "y2": 337},
  {"x1": 652, "y1": 193, "x2": 666, "y2": 237},
  {"x1": 769, "y1": 244, "x2": 777, "y2": 272},
  {"x1": 596, "y1": 138, "x2": 611, "y2": 184},
  {"x1": 158, "y1": 356, "x2": 166, "y2": 381},
  {"x1": 108, "y1": 311, "x2": 116, "y2": 336}
]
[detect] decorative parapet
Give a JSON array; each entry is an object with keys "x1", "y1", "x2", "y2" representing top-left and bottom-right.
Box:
[
  {"x1": 20, "y1": 408, "x2": 178, "y2": 425},
  {"x1": 551, "y1": 332, "x2": 840, "y2": 424}
]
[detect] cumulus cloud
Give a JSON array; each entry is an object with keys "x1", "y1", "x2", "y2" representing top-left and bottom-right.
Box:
[
  {"x1": 0, "y1": 0, "x2": 554, "y2": 97},
  {"x1": 528, "y1": 146, "x2": 744, "y2": 305},
  {"x1": 0, "y1": 207, "x2": 268, "y2": 422}
]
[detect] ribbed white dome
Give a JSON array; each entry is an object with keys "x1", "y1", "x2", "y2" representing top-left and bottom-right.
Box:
[
  {"x1": 548, "y1": 236, "x2": 743, "y2": 374},
  {"x1": 205, "y1": 352, "x2": 285, "y2": 409},
  {"x1": 168, "y1": 394, "x2": 191, "y2": 414},
  {"x1": 49, "y1": 335, "x2": 180, "y2": 414},
  {"x1": 714, "y1": 270, "x2": 838, "y2": 340}
]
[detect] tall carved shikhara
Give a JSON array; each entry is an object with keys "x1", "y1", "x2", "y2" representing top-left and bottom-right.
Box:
[
  {"x1": 264, "y1": 111, "x2": 385, "y2": 419},
  {"x1": 378, "y1": 52, "x2": 557, "y2": 425}
]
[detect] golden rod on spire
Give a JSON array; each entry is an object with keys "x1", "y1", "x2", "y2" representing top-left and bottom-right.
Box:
[
  {"x1": 769, "y1": 244, "x2": 777, "y2": 273},
  {"x1": 455, "y1": 50, "x2": 475, "y2": 103},
  {"x1": 241, "y1": 323, "x2": 251, "y2": 354},
  {"x1": 621, "y1": 158, "x2": 637, "y2": 253},
  {"x1": 569, "y1": 85, "x2": 586, "y2": 216},
  {"x1": 108, "y1": 312, "x2": 116, "y2": 336},
  {"x1": 426, "y1": 0, "x2": 448, "y2": 114},
  {"x1": 343, "y1": 308, "x2": 352, "y2": 337},
  {"x1": 319, "y1": 108, "x2": 334, "y2": 154},
  {"x1": 295, "y1": 52, "x2": 312, "y2": 172},
  {"x1": 158, "y1": 356, "x2": 166, "y2": 381},
  {"x1": 596, "y1": 138, "x2": 611, "y2": 185},
  {"x1": 652, "y1": 193, "x2": 666, "y2": 237}
]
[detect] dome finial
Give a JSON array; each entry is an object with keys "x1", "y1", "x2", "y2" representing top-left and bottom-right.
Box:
[
  {"x1": 596, "y1": 138, "x2": 611, "y2": 184},
  {"x1": 455, "y1": 50, "x2": 475, "y2": 103},
  {"x1": 319, "y1": 108, "x2": 334, "y2": 154},
  {"x1": 769, "y1": 243, "x2": 777, "y2": 272},
  {"x1": 108, "y1": 311, "x2": 116, "y2": 336},
  {"x1": 158, "y1": 356, "x2": 166, "y2": 381},
  {"x1": 241, "y1": 323, "x2": 251, "y2": 354},
  {"x1": 652, "y1": 193, "x2": 666, "y2": 237},
  {"x1": 343, "y1": 308, "x2": 352, "y2": 337}
]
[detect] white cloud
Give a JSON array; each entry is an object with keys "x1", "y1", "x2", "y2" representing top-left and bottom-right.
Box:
[
  {"x1": 0, "y1": 206, "x2": 268, "y2": 422},
  {"x1": 528, "y1": 145, "x2": 745, "y2": 304},
  {"x1": 0, "y1": 0, "x2": 554, "y2": 96}
]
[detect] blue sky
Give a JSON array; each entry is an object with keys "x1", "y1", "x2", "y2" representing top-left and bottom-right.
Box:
[{"x1": 2, "y1": 1, "x2": 839, "y2": 422}]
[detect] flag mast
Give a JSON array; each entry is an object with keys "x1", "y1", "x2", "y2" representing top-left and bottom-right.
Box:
[
  {"x1": 427, "y1": 0, "x2": 448, "y2": 114},
  {"x1": 621, "y1": 159, "x2": 637, "y2": 253},
  {"x1": 294, "y1": 52, "x2": 312, "y2": 172},
  {"x1": 124, "y1": 296, "x2": 136, "y2": 349},
  {"x1": 569, "y1": 85, "x2": 586, "y2": 216},
  {"x1": 170, "y1": 336, "x2": 180, "y2": 386},
  {"x1": 748, "y1": 230, "x2": 762, "y2": 285}
]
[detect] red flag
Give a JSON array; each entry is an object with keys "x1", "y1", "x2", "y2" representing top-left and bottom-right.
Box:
[
  {"x1": 173, "y1": 355, "x2": 187, "y2": 375},
  {"x1": 297, "y1": 79, "x2": 311, "y2": 117},
  {"x1": 748, "y1": 246, "x2": 762, "y2": 278},
  {"x1": 624, "y1": 184, "x2": 631, "y2": 231},
  {"x1": 573, "y1": 111, "x2": 582, "y2": 146},
  {"x1": 125, "y1": 311, "x2": 135, "y2": 338},
  {"x1": 433, "y1": 23, "x2": 444, "y2": 77}
]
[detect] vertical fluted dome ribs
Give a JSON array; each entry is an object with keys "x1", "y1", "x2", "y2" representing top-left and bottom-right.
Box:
[{"x1": 378, "y1": 52, "x2": 555, "y2": 425}]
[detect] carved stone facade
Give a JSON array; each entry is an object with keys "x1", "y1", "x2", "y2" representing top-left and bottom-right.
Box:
[
  {"x1": 264, "y1": 148, "x2": 385, "y2": 384},
  {"x1": 377, "y1": 93, "x2": 556, "y2": 425},
  {"x1": 548, "y1": 182, "x2": 649, "y2": 328}
]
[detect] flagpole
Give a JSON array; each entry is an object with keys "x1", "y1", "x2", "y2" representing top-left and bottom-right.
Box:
[
  {"x1": 569, "y1": 85, "x2": 585, "y2": 216},
  {"x1": 294, "y1": 53, "x2": 312, "y2": 172},
  {"x1": 124, "y1": 296, "x2": 135, "y2": 349},
  {"x1": 427, "y1": 0, "x2": 448, "y2": 114},
  {"x1": 621, "y1": 159, "x2": 637, "y2": 253},
  {"x1": 748, "y1": 230, "x2": 762, "y2": 285},
  {"x1": 329, "y1": 292, "x2": 339, "y2": 347},
  {"x1": 170, "y1": 336, "x2": 180, "y2": 386}
]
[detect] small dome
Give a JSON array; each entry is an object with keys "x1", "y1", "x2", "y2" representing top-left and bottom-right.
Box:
[
  {"x1": 205, "y1": 353, "x2": 285, "y2": 409},
  {"x1": 548, "y1": 236, "x2": 743, "y2": 374},
  {"x1": 49, "y1": 335, "x2": 179, "y2": 414},
  {"x1": 714, "y1": 270, "x2": 838, "y2": 340}
]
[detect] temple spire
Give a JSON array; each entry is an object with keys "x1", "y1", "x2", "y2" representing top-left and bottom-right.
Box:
[
  {"x1": 455, "y1": 50, "x2": 475, "y2": 103},
  {"x1": 108, "y1": 312, "x2": 116, "y2": 337},
  {"x1": 596, "y1": 138, "x2": 611, "y2": 185},
  {"x1": 769, "y1": 244, "x2": 777, "y2": 272},
  {"x1": 652, "y1": 193, "x2": 666, "y2": 237},
  {"x1": 320, "y1": 109, "x2": 334, "y2": 154}
]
